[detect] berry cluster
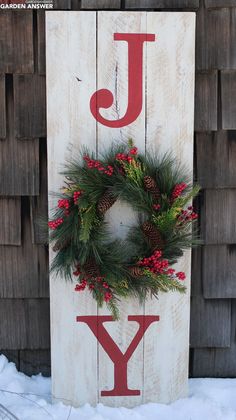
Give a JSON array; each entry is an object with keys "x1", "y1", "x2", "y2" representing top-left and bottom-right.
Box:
[
  {"x1": 138, "y1": 250, "x2": 169, "y2": 275},
  {"x1": 83, "y1": 156, "x2": 114, "y2": 176},
  {"x1": 75, "y1": 279, "x2": 87, "y2": 291},
  {"x1": 115, "y1": 153, "x2": 133, "y2": 163},
  {"x1": 176, "y1": 272, "x2": 186, "y2": 280},
  {"x1": 153, "y1": 204, "x2": 161, "y2": 211},
  {"x1": 73, "y1": 265, "x2": 81, "y2": 276},
  {"x1": 116, "y1": 146, "x2": 138, "y2": 162},
  {"x1": 171, "y1": 183, "x2": 187, "y2": 202},
  {"x1": 129, "y1": 147, "x2": 138, "y2": 155},
  {"x1": 74, "y1": 273, "x2": 113, "y2": 302},
  {"x1": 73, "y1": 190, "x2": 82, "y2": 204},
  {"x1": 178, "y1": 206, "x2": 198, "y2": 224},
  {"x1": 104, "y1": 292, "x2": 113, "y2": 302},
  {"x1": 58, "y1": 198, "x2": 70, "y2": 216},
  {"x1": 138, "y1": 250, "x2": 186, "y2": 281},
  {"x1": 48, "y1": 217, "x2": 64, "y2": 230}
]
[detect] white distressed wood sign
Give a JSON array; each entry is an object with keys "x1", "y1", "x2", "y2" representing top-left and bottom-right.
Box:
[{"x1": 46, "y1": 11, "x2": 195, "y2": 408}]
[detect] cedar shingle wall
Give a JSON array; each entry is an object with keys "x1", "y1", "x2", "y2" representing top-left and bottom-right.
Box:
[{"x1": 0, "y1": 0, "x2": 235, "y2": 377}]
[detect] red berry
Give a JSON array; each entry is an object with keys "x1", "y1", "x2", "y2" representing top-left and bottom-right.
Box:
[
  {"x1": 129, "y1": 147, "x2": 138, "y2": 155},
  {"x1": 176, "y1": 272, "x2": 186, "y2": 281}
]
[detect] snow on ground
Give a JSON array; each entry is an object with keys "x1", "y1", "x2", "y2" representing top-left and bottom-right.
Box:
[{"x1": 0, "y1": 355, "x2": 235, "y2": 420}]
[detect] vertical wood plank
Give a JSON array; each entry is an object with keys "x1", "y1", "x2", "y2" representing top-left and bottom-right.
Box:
[
  {"x1": 96, "y1": 11, "x2": 147, "y2": 407},
  {"x1": 144, "y1": 12, "x2": 195, "y2": 403},
  {"x1": 46, "y1": 11, "x2": 98, "y2": 407}
]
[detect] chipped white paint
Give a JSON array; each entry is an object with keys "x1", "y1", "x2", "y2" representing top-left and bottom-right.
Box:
[{"x1": 46, "y1": 11, "x2": 195, "y2": 408}]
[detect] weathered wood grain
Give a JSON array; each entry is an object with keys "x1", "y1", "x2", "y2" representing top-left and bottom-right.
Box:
[
  {"x1": 37, "y1": 12, "x2": 46, "y2": 74},
  {"x1": 196, "y1": 131, "x2": 236, "y2": 188},
  {"x1": 192, "y1": 301, "x2": 236, "y2": 377},
  {"x1": 203, "y1": 245, "x2": 236, "y2": 298},
  {"x1": 144, "y1": 12, "x2": 195, "y2": 404},
  {"x1": 30, "y1": 139, "x2": 48, "y2": 244},
  {"x1": 47, "y1": 11, "x2": 195, "y2": 407},
  {"x1": 191, "y1": 247, "x2": 202, "y2": 297},
  {"x1": 205, "y1": 0, "x2": 236, "y2": 8},
  {"x1": 0, "y1": 11, "x2": 34, "y2": 74},
  {"x1": 0, "y1": 75, "x2": 39, "y2": 196},
  {"x1": 0, "y1": 138, "x2": 39, "y2": 195},
  {"x1": 203, "y1": 189, "x2": 236, "y2": 244},
  {"x1": 0, "y1": 299, "x2": 50, "y2": 349},
  {"x1": 81, "y1": 0, "x2": 120, "y2": 7},
  {"x1": 0, "y1": 198, "x2": 49, "y2": 298},
  {"x1": 190, "y1": 297, "x2": 231, "y2": 347},
  {"x1": 19, "y1": 350, "x2": 51, "y2": 376},
  {"x1": 0, "y1": 198, "x2": 21, "y2": 245},
  {"x1": 96, "y1": 11, "x2": 146, "y2": 407},
  {"x1": 126, "y1": 0, "x2": 199, "y2": 8},
  {"x1": 194, "y1": 71, "x2": 217, "y2": 131},
  {"x1": 196, "y1": 6, "x2": 236, "y2": 70},
  {"x1": 207, "y1": 8, "x2": 236, "y2": 70},
  {"x1": 221, "y1": 71, "x2": 236, "y2": 130},
  {"x1": 46, "y1": 11, "x2": 98, "y2": 407},
  {"x1": 0, "y1": 74, "x2": 6, "y2": 139},
  {"x1": 53, "y1": 0, "x2": 72, "y2": 8},
  {"x1": 14, "y1": 75, "x2": 46, "y2": 139},
  {"x1": 195, "y1": 0, "x2": 207, "y2": 70}
]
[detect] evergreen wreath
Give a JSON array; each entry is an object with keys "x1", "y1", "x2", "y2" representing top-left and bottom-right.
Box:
[{"x1": 48, "y1": 140, "x2": 200, "y2": 318}]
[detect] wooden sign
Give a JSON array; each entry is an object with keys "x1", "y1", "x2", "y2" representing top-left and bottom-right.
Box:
[{"x1": 46, "y1": 11, "x2": 195, "y2": 407}]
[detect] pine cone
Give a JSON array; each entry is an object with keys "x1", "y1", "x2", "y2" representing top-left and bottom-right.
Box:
[
  {"x1": 97, "y1": 190, "x2": 117, "y2": 214},
  {"x1": 52, "y1": 237, "x2": 71, "y2": 252},
  {"x1": 83, "y1": 259, "x2": 100, "y2": 278},
  {"x1": 144, "y1": 175, "x2": 160, "y2": 202},
  {"x1": 129, "y1": 266, "x2": 143, "y2": 277},
  {"x1": 142, "y1": 221, "x2": 165, "y2": 250}
]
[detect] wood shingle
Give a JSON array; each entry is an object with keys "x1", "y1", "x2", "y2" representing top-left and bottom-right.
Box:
[
  {"x1": 196, "y1": 131, "x2": 236, "y2": 188},
  {"x1": 195, "y1": 71, "x2": 218, "y2": 131},
  {"x1": 126, "y1": 0, "x2": 199, "y2": 8},
  {"x1": 202, "y1": 189, "x2": 236, "y2": 244},
  {"x1": 0, "y1": 299, "x2": 50, "y2": 349},
  {"x1": 14, "y1": 75, "x2": 46, "y2": 139},
  {"x1": 0, "y1": 75, "x2": 39, "y2": 196},
  {"x1": 37, "y1": 12, "x2": 46, "y2": 75},
  {"x1": 0, "y1": 198, "x2": 48, "y2": 298},
  {"x1": 0, "y1": 198, "x2": 21, "y2": 245},
  {"x1": 30, "y1": 139, "x2": 48, "y2": 244},
  {"x1": 0, "y1": 11, "x2": 34, "y2": 74},
  {"x1": 190, "y1": 297, "x2": 231, "y2": 347},
  {"x1": 205, "y1": 0, "x2": 236, "y2": 8},
  {"x1": 191, "y1": 301, "x2": 236, "y2": 377},
  {"x1": 203, "y1": 245, "x2": 236, "y2": 298},
  {"x1": 221, "y1": 71, "x2": 236, "y2": 130},
  {"x1": 19, "y1": 350, "x2": 51, "y2": 376},
  {"x1": 81, "y1": 0, "x2": 121, "y2": 7}
]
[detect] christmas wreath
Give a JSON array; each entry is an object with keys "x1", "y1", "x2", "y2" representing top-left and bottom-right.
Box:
[{"x1": 48, "y1": 141, "x2": 199, "y2": 318}]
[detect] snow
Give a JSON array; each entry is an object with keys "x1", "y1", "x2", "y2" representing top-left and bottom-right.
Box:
[{"x1": 0, "y1": 355, "x2": 236, "y2": 420}]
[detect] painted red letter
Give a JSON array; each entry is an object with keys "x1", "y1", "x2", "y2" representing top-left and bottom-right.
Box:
[
  {"x1": 77, "y1": 315, "x2": 159, "y2": 396},
  {"x1": 90, "y1": 33, "x2": 155, "y2": 128}
]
